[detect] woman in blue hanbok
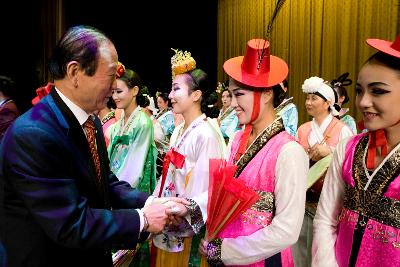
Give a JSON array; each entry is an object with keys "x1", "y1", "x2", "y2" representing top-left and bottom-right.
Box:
[
  {"x1": 273, "y1": 80, "x2": 298, "y2": 137},
  {"x1": 155, "y1": 92, "x2": 175, "y2": 151},
  {"x1": 218, "y1": 85, "x2": 240, "y2": 144},
  {"x1": 331, "y1": 72, "x2": 357, "y2": 134}
]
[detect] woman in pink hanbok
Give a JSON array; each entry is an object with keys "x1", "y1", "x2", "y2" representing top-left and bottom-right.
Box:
[
  {"x1": 199, "y1": 38, "x2": 308, "y2": 267},
  {"x1": 312, "y1": 36, "x2": 400, "y2": 267}
]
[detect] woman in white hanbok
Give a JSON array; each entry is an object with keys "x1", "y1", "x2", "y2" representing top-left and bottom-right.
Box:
[{"x1": 150, "y1": 50, "x2": 225, "y2": 267}]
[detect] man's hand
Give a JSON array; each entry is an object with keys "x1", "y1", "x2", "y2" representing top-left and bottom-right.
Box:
[{"x1": 142, "y1": 204, "x2": 168, "y2": 233}]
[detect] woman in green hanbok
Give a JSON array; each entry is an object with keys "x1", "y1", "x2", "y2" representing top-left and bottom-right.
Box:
[
  {"x1": 108, "y1": 68, "x2": 157, "y2": 194},
  {"x1": 108, "y1": 67, "x2": 158, "y2": 267}
]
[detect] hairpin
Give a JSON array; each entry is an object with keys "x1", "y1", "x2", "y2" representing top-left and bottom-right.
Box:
[
  {"x1": 171, "y1": 48, "x2": 196, "y2": 78},
  {"x1": 216, "y1": 82, "x2": 227, "y2": 94},
  {"x1": 331, "y1": 72, "x2": 352, "y2": 88},
  {"x1": 116, "y1": 62, "x2": 125, "y2": 78}
]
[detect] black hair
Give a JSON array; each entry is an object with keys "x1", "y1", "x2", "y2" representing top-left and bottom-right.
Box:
[
  {"x1": 221, "y1": 80, "x2": 230, "y2": 96},
  {"x1": 157, "y1": 92, "x2": 171, "y2": 107},
  {"x1": 106, "y1": 97, "x2": 116, "y2": 109},
  {"x1": 271, "y1": 79, "x2": 288, "y2": 108},
  {"x1": 366, "y1": 51, "x2": 400, "y2": 74},
  {"x1": 118, "y1": 69, "x2": 147, "y2": 108},
  {"x1": 0, "y1": 76, "x2": 15, "y2": 97},
  {"x1": 334, "y1": 84, "x2": 349, "y2": 104},
  {"x1": 141, "y1": 94, "x2": 150, "y2": 108},
  {"x1": 221, "y1": 88, "x2": 232, "y2": 98},
  {"x1": 330, "y1": 72, "x2": 352, "y2": 105},
  {"x1": 185, "y1": 68, "x2": 219, "y2": 118},
  {"x1": 49, "y1": 25, "x2": 111, "y2": 80}
]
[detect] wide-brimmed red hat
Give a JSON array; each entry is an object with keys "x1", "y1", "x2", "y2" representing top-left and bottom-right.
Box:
[
  {"x1": 223, "y1": 39, "x2": 288, "y2": 88},
  {"x1": 366, "y1": 35, "x2": 400, "y2": 58}
]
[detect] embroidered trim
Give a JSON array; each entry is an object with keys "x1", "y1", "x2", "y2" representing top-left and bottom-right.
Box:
[
  {"x1": 235, "y1": 118, "x2": 284, "y2": 177},
  {"x1": 274, "y1": 97, "x2": 293, "y2": 114},
  {"x1": 207, "y1": 238, "x2": 223, "y2": 266},
  {"x1": 241, "y1": 209, "x2": 273, "y2": 227},
  {"x1": 338, "y1": 208, "x2": 400, "y2": 248},
  {"x1": 251, "y1": 190, "x2": 274, "y2": 213},
  {"x1": 343, "y1": 135, "x2": 400, "y2": 228},
  {"x1": 185, "y1": 198, "x2": 204, "y2": 234},
  {"x1": 101, "y1": 110, "x2": 115, "y2": 125}
]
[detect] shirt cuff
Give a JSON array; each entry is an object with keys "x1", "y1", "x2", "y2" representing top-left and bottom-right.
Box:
[{"x1": 136, "y1": 209, "x2": 144, "y2": 232}]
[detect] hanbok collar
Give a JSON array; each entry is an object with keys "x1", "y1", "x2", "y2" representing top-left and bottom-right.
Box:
[
  {"x1": 234, "y1": 116, "x2": 284, "y2": 176},
  {"x1": 155, "y1": 108, "x2": 171, "y2": 120},
  {"x1": 173, "y1": 113, "x2": 206, "y2": 150},
  {"x1": 118, "y1": 106, "x2": 141, "y2": 134},
  {"x1": 338, "y1": 108, "x2": 349, "y2": 118},
  {"x1": 274, "y1": 96, "x2": 293, "y2": 114},
  {"x1": 360, "y1": 137, "x2": 400, "y2": 190},
  {"x1": 218, "y1": 106, "x2": 235, "y2": 121},
  {"x1": 309, "y1": 114, "x2": 333, "y2": 147}
]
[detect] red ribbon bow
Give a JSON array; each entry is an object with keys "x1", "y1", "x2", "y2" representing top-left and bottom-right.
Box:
[
  {"x1": 366, "y1": 129, "x2": 388, "y2": 169},
  {"x1": 158, "y1": 148, "x2": 185, "y2": 197},
  {"x1": 32, "y1": 82, "x2": 53, "y2": 105}
]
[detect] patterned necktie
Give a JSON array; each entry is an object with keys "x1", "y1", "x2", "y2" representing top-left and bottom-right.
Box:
[{"x1": 83, "y1": 117, "x2": 102, "y2": 184}]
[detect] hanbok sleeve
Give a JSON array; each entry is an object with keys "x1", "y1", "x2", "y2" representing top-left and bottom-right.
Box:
[
  {"x1": 339, "y1": 124, "x2": 355, "y2": 140},
  {"x1": 160, "y1": 112, "x2": 175, "y2": 136},
  {"x1": 342, "y1": 115, "x2": 357, "y2": 135},
  {"x1": 185, "y1": 126, "x2": 225, "y2": 226},
  {"x1": 312, "y1": 138, "x2": 349, "y2": 267},
  {"x1": 220, "y1": 111, "x2": 239, "y2": 140},
  {"x1": 281, "y1": 105, "x2": 298, "y2": 137}
]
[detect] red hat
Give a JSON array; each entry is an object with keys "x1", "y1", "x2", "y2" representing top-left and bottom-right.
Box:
[
  {"x1": 366, "y1": 35, "x2": 400, "y2": 58},
  {"x1": 223, "y1": 39, "x2": 288, "y2": 88}
]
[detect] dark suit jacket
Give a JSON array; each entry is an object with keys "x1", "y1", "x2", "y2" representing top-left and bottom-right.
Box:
[{"x1": 0, "y1": 90, "x2": 149, "y2": 267}]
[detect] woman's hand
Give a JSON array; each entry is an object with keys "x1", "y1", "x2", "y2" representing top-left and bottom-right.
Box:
[
  {"x1": 308, "y1": 144, "x2": 331, "y2": 161},
  {"x1": 199, "y1": 238, "x2": 209, "y2": 256}
]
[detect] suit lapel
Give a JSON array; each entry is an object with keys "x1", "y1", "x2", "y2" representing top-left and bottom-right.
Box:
[
  {"x1": 93, "y1": 116, "x2": 111, "y2": 207},
  {"x1": 49, "y1": 89, "x2": 108, "y2": 206}
]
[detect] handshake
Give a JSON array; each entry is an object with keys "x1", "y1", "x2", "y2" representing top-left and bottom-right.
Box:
[{"x1": 141, "y1": 197, "x2": 190, "y2": 234}]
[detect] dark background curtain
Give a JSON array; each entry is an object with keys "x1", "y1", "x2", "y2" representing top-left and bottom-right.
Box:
[{"x1": 0, "y1": 0, "x2": 218, "y2": 114}]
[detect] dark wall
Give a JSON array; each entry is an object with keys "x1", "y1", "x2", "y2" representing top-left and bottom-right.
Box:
[
  {"x1": 65, "y1": 1, "x2": 218, "y2": 95},
  {"x1": 0, "y1": 2, "x2": 43, "y2": 113},
  {"x1": 0, "y1": 1, "x2": 218, "y2": 113}
]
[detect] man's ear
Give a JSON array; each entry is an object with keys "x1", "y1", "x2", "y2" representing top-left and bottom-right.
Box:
[{"x1": 66, "y1": 61, "x2": 80, "y2": 87}]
